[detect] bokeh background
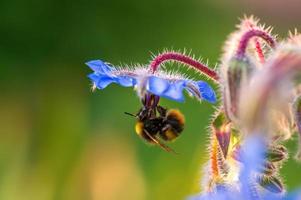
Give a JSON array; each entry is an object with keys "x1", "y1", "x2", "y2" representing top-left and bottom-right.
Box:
[{"x1": 1, "y1": 0, "x2": 301, "y2": 199}]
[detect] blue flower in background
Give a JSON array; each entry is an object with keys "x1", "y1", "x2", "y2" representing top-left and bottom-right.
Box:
[
  {"x1": 86, "y1": 60, "x2": 216, "y2": 103},
  {"x1": 188, "y1": 137, "x2": 301, "y2": 200}
]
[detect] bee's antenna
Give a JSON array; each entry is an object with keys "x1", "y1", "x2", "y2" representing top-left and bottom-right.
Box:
[{"x1": 124, "y1": 112, "x2": 136, "y2": 117}]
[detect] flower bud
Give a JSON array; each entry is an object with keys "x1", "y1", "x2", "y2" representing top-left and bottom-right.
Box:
[
  {"x1": 212, "y1": 111, "x2": 231, "y2": 159},
  {"x1": 225, "y1": 56, "x2": 253, "y2": 121},
  {"x1": 266, "y1": 145, "x2": 288, "y2": 162},
  {"x1": 257, "y1": 161, "x2": 276, "y2": 176},
  {"x1": 257, "y1": 175, "x2": 284, "y2": 193}
]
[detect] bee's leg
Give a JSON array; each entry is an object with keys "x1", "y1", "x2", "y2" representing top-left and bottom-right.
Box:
[
  {"x1": 157, "y1": 106, "x2": 167, "y2": 117},
  {"x1": 144, "y1": 130, "x2": 178, "y2": 154},
  {"x1": 161, "y1": 124, "x2": 171, "y2": 133}
]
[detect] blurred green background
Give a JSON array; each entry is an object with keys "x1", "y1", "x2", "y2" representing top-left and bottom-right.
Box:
[{"x1": 0, "y1": 0, "x2": 301, "y2": 199}]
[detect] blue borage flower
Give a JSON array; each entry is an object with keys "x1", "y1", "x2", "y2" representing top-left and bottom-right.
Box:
[{"x1": 86, "y1": 60, "x2": 216, "y2": 103}]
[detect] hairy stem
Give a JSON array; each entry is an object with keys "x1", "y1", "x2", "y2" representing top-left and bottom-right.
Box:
[
  {"x1": 236, "y1": 29, "x2": 276, "y2": 59},
  {"x1": 149, "y1": 52, "x2": 219, "y2": 82}
]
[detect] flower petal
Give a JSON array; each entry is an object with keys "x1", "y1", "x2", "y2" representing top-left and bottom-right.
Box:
[
  {"x1": 88, "y1": 74, "x2": 115, "y2": 89},
  {"x1": 116, "y1": 76, "x2": 136, "y2": 87},
  {"x1": 89, "y1": 73, "x2": 137, "y2": 89},
  {"x1": 185, "y1": 82, "x2": 202, "y2": 99},
  {"x1": 146, "y1": 76, "x2": 185, "y2": 101},
  {"x1": 197, "y1": 81, "x2": 217, "y2": 103},
  {"x1": 146, "y1": 76, "x2": 170, "y2": 95},
  {"x1": 161, "y1": 80, "x2": 186, "y2": 102},
  {"x1": 86, "y1": 60, "x2": 113, "y2": 74}
]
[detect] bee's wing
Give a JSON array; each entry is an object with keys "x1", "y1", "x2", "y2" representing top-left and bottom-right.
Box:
[{"x1": 144, "y1": 130, "x2": 178, "y2": 155}]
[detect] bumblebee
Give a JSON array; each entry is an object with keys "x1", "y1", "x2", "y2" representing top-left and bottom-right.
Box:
[{"x1": 125, "y1": 97, "x2": 185, "y2": 153}]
